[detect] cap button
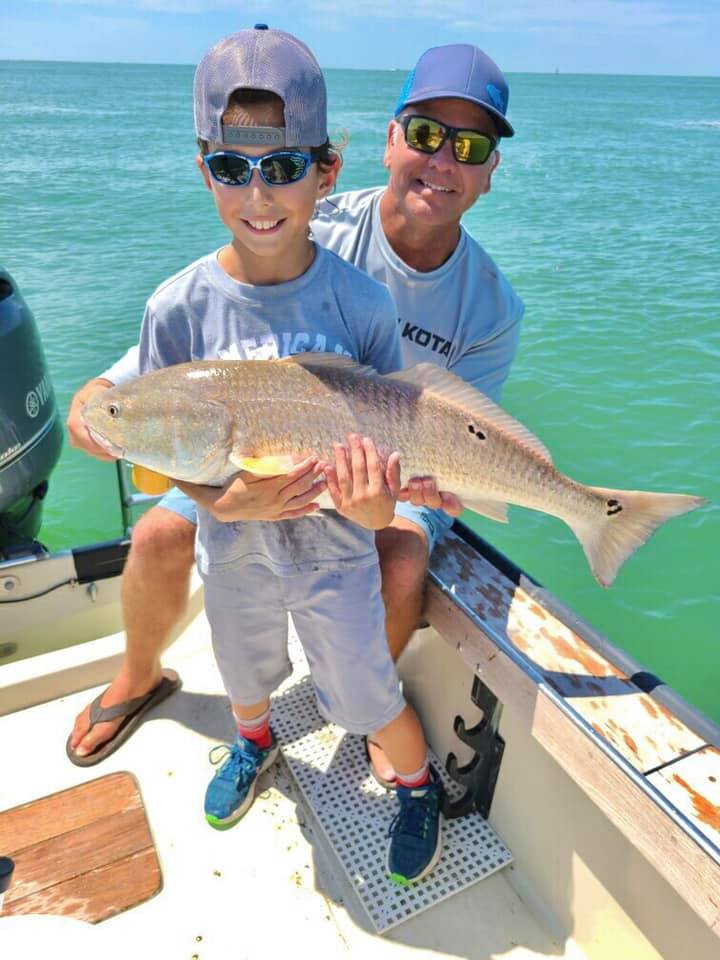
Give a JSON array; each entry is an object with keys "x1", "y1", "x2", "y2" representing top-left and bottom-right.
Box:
[{"x1": 254, "y1": 23, "x2": 269, "y2": 30}]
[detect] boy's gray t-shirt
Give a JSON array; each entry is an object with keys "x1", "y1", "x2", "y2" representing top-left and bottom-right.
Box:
[
  {"x1": 311, "y1": 187, "x2": 523, "y2": 403},
  {"x1": 104, "y1": 187, "x2": 522, "y2": 403},
  {"x1": 138, "y1": 245, "x2": 401, "y2": 578}
]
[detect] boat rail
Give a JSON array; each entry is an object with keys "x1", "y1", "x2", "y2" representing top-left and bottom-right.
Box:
[
  {"x1": 115, "y1": 461, "x2": 161, "y2": 535},
  {"x1": 420, "y1": 521, "x2": 720, "y2": 935}
]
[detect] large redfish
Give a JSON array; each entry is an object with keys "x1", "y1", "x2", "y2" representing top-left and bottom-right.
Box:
[{"x1": 82, "y1": 353, "x2": 707, "y2": 586}]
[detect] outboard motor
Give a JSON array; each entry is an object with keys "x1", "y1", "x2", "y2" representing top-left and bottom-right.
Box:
[{"x1": 0, "y1": 268, "x2": 63, "y2": 552}]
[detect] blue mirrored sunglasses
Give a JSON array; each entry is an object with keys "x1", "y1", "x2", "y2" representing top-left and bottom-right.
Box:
[{"x1": 203, "y1": 150, "x2": 314, "y2": 187}]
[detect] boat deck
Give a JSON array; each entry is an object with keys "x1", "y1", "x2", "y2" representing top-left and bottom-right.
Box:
[
  {"x1": 0, "y1": 594, "x2": 575, "y2": 960},
  {"x1": 2, "y1": 525, "x2": 719, "y2": 959}
]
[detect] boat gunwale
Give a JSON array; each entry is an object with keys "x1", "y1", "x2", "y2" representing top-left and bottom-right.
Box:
[{"x1": 451, "y1": 519, "x2": 720, "y2": 751}]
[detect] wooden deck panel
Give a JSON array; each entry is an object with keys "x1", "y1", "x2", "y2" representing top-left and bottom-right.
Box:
[
  {"x1": 3, "y1": 848, "x2": 160, "y2": 923},
  {"x1": 428, "y1": 533, "x2": 706, "y2": 772},
  {"x1": 0, "y1": 768, "x2": 140, "y2": 849},
  {"x1": 4, "y1": 806, "x2": 150, "y2": 902},
  {"x1": 0, "y1": 772, "x2": 161, "y2": 923}
]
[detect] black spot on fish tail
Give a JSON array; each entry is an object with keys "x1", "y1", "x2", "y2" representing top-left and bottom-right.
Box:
[
  {"x1": 468, "y1": 423, "x2": 486, "y2": 440},
  {"x1": 606, "y1": 498, "x2": 623, "y2": 516}
]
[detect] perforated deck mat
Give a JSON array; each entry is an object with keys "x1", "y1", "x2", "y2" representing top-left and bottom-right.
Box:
[{"x1": 271, "y1": 640, "x2": 513, "y2": 933}]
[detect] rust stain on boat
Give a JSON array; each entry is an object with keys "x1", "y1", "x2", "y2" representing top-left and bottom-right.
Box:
[
  {"x1": 641, "y1": 699, "x2": 660, "y2": 719},
  {"x1": 509, "y1": 626, "x2": 530, "y2": 653},
  {"x1": 672, "y1": 774, "x2": 720, "y2": 832},
  {"x1": 549, "y1": 630, "x2": 622, "y2": 678},
  {"x1": 429, "y1": 531, "x2": 707, "y2": 774},
  {"x1": 623, "y1": 733, "x2": 639, "y2": 756},
  {"x1": 656, "y1": 701, "x2": 687, "y2": 732},
  {"x1": 480, "y1": 582, "x2": 505, "y2": 604}
]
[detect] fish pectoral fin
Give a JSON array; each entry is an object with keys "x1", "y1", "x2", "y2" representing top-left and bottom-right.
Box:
[
  {"x1": 229, "y1": 453, "x2": 297, "y2": 476},
  {"x1": 462, "y1": 498, "x2": 510, "y2": 524},
  {"x1": 388, "y1": 364, "x2": 553, "y2": 465},
  {"x1": 131, "y1": 465, "x2": 174, "y2": 495}
]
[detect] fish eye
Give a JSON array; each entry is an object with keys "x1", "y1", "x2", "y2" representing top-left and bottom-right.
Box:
[{"x1": 107, "y1": 403, "x2": 120, "y2": 418}]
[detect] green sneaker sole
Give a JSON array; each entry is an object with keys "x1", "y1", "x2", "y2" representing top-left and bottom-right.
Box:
[
  {"x1": 386, "y1": 832, "x2": 443, "y2": 885},
  {"x1": 205, "y1": 743, "x2": 280, "y2": 830},
  {"x1": 388, "y1": 872, "x2": 411, "y2": 887}
]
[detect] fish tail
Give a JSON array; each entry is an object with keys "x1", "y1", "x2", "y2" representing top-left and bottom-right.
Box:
[{"x1": 567, "y1": 487, "x2": 708, "y2": 587}]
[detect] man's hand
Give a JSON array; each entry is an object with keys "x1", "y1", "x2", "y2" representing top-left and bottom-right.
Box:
[
  {"x1": 323, "y1": 435, "x2": 401, "y2": 530},
  {"x1": 175, "y1": 456, "x2": 327, "y2": 522},
  {"x1": 66, "y1": 377, "x2": 117, "y2": 461},
  {"x1": 398, "y1": 476, "x2": 464, "y2": 517}
]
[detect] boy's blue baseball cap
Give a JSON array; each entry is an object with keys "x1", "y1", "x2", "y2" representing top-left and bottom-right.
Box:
[
  {"x1": 194, "y1": 24, "x2": 327, "y2": 148},
  {"x1": 395, "y1": 43, "x2": 514, "y2": 138}
]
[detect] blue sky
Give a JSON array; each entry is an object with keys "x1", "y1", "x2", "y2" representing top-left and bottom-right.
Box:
[{"x1": 2, "y1": 1, "x2": 718, "y2": 75}]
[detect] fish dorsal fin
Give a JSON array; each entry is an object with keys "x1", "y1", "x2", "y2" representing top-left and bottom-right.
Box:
[
  {"x1": 388, "y1": 364, "x2": 554, "y2": 465},
  {"x1": 277, "y1": 352, "x2": 378, "y2": 379}
]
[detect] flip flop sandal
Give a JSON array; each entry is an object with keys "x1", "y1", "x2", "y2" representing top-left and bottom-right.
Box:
[
  {"x1": 363, "y1": 735, "x2": 397, "y2": 790},
  {"x1": 66, "y1": 669, "x2": 181, "y2": 767}
]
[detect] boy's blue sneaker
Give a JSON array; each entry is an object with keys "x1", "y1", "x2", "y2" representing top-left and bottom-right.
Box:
[
  {"x1": 386, "y1": 767, "x2": 444, "y2": 885},
  {"x1": 204, "y1": 732, "x2": 279, "y2": 830}
]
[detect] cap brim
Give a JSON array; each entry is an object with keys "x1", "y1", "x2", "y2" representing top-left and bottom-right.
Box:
[{"x1": 399, "y1": 91, "x2": 514, "y2": 138}]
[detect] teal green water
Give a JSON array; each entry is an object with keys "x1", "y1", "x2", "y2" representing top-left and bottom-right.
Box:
[{"x1": 1, "y1": 63, "x2": 718, "y2": 721}]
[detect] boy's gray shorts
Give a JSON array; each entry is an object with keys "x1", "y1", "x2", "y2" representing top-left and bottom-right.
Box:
[{"x1": 202, "y1": 562, "x2": 406, "y2": 736}]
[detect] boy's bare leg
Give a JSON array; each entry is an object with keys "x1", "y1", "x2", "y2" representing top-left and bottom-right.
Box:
[
  {"x1": 68, "y1": 505, "x2": 196, "y2": 757},
  {"x1": 233, "y1": 700, "x2": 271, "y2": 722},
  {"x1": 375, "y1": 517, "x2": 429, "y2": 661},
  {"x1": 370, "y1": 703, "x2": 427, "y2": 777},
  {"x1": 371, "y1": 518, "x2": 429, "y2": 779}
]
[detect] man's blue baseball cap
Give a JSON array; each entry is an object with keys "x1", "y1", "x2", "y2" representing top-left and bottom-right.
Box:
[{"x1": 395, "y1": 43, "x2": 514, "y2": 138}]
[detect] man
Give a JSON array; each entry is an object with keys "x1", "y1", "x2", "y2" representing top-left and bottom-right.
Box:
[{"x1": 67, "y1": 43, "x2": 523, "y2": 782}]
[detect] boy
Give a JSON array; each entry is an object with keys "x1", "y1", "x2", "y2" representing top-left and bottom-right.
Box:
[
  {"x1": 67, "y1": 43, "x2": 522, "y2": 791},
  {"x1": 139, "y1": 24, "x2": 442, "y2": 885}
]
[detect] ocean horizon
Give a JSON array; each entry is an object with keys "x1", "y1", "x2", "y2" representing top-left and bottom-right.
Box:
[{"x1": 2, "y1": 57, "x2": 719, "y2": 79}]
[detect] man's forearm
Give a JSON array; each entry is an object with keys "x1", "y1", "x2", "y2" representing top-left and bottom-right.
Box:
[{"x1": 67, "y1": 377, "x2": 117, "y2": 460}]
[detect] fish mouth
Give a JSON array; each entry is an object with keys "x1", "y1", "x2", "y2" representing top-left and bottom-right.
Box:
[{"x1": 88, "y1": 428, "x2": 124, "y2": 459}]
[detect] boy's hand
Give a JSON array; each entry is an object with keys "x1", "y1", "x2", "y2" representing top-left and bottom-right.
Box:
[
  {"x1": 175, "y1": 457, "x2": 326, "y2": 522},
  {"x1": 66, "y1": 377, "x2": 117, "y2": 462},
  {"x1": 398, "y1": 477, "x2": 464, "y2": 517},
  {"x1": 323, "y1": 435, "x2": 400, "y2": 530}
]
